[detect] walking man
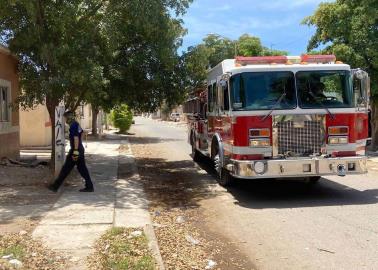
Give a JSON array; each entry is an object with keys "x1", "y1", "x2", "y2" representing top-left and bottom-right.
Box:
[{"x1": 48, "y1": 111, "x2": 94, "y2": 192}]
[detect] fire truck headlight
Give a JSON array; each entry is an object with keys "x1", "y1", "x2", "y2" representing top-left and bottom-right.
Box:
[
  {"x1": 328, "y1": 136, "x2": 348, "y2": 145},
  {"x1": 254, "y1": 161, "x2": 266, "y2": 174},
  {"x1": 249, "y1": 138, "x2": 270, "y2": 147}
]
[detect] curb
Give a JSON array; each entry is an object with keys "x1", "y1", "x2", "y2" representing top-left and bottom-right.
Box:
[
  {"x1": 144, "y1": 224, "x2": 166, "y2": 270},
  {"x1": 116, "y1": 139, "x2": 166, "y2": 270}
]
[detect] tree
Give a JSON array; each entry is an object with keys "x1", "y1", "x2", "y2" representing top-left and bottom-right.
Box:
[
  {"x1": 236, "y1": 34, "x2": 287, "y2": 57},
  {"x1": 103, "y1": 0, "x2": 191, "y2": 113},
  {"x1": 203, "y1": 34, "x2": 236, "y2": 68},
  {"x1": 237, "y1": 34, "x2": 264, "y2": 56},
  {"x1": 0, "y1": 0, "x2": 107, "y2": 166},
  {"x1": 111, "y1": 104, "x2": 133, "y2": 134},
  {"x1": 0, "y1": 0, "x2": 192, "y2": 166},
  {"x1": 303, "y1": 0, "x2": 378, "y2": 148},
  {"x1": 182, "y1": 33, "x2": 288, "y2": 92},
  {"x1": 182, "y1": 44, "x2": 210, "y2": 90}
]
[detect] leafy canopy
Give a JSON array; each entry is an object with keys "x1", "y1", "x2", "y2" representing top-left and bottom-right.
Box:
[
  {"x1": 182, "y1": 33, "x2": 288, "y2": 90},
  {"x1": 303, "y1": 0, "x2": 378, "y2": 96}
]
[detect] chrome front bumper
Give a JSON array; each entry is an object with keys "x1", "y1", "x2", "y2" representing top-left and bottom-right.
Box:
[{"x1": 228, "y1": 156, "x2": 367, "y2": 179}]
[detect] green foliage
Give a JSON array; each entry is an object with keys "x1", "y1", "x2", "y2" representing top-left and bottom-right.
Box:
[
  {"x1": 237, "y1": 34, "x2": 263, "y2": 56},
  {"x1": 303, "y1": 0, "x2": 377, "y2": 96},
  {"x1": 91, "y1": 227, "x2": 155, "y2": 270},
  {"x1": 182, "y1": 33, "x2": 288, "y2": 90},
  {"x1": 103, "y1": 0, "x2": 191, "y2": 112},
  {"x1": 0, "y1": 0, "x2": 192, "y2": 162},
  {"x1": 0, "y1": 0, "x2": 107, "y2": 108},
  {"x1": 111, "y1": 104, "x2": 133, "y2": 133},
  {"x1": 0, "y1": 244, "x2": 25, "y2": 260}
]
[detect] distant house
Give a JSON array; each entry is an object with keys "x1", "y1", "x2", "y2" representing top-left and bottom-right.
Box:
[{"x1": 0, "y1": 45, "x2": 20, "y2": 159}]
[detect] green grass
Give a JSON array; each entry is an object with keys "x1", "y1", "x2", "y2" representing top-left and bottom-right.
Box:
[
  {"x1": 0, "y1": 244, "x2": 25, "y2": 260},
  {"x1": 90, "y1": 227, "x2": 156, "y2": 270}
]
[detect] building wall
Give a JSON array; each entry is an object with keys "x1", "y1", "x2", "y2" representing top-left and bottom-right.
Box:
[
  {"x1": 20, "y1": 105, "x2": 52, "y2": 147},
  {"x1": 20, "y1": 104, "x2": 94, "y2": 147},
  {"x1": 77, "y1": 104, "x2": 92, "y2": 131},
  {"x1": 0, "y1": 47, "x2": 20, "y2": 158}
]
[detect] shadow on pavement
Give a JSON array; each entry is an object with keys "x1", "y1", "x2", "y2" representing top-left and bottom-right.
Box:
[
  {"x1": 0, "y1": 151, "x2": 117, "y2": 227},
  {"x1": 194, "y1": 154, "x2": 378, "y2": 209},
  {"x1": 134, "y1": 157, "x2": 217, "y2": 209}
]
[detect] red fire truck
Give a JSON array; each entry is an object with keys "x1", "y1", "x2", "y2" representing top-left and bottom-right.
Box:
[{"x1": 186, "y1": 55, "x2": 370, "y2": 186}]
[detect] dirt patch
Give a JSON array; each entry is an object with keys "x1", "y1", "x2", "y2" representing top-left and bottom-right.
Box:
[
  {"x1": 0, "y1": 165, "x2": 57, "y2": 234},
  {"x1": 0, "y1": 233, "x2": 67, "y2": 270},
  {"x1": 130, "y1": 139, "x2": 255, "y2": 270},
  {"x1": 0, "y1": 165, "x2": 51, "y2": 187}
]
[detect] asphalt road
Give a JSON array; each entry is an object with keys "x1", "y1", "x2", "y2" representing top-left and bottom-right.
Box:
[{"x1": 131, "y1": 117, "x2": 378, "y2": 270}]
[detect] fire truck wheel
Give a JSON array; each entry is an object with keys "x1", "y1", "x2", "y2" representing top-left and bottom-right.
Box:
[
  {"x1": 192, "y1": 147, "x2": 201, "y2": 162},
  {"x1": 191, "y1": 136, "x2": 201, "y2": 162},
  {"x1": 218, "y1": 168, "x2": 234, "y2": 187},
  {"x1": 308, "y1": 176, "x2": 321, "y2": 184}
]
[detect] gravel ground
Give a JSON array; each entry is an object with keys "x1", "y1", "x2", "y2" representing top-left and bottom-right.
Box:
[
  {"x1": 88, "y1": 227, "x2": 156, "y2": 270},
  {"x1": 130, "y1": 137, "x2": 253, "y2": 270},
  {"x1": 0, "y1": 163, "x2": 72, "y2": 269},
  {"x1": 0, "y1": 233, "x2": 67, "y2": 270}
]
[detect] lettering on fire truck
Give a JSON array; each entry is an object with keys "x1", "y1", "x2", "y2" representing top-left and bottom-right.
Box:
[{"x1": 184, "y1": 55, "x2": 370, "y2": 186}]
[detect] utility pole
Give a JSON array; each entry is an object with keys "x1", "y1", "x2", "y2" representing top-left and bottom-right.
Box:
[
  {"x1": 270, "y1": 43, "x2": 276, "y2": 54},
  {"x1": 54, "y1": 104, "x2": 65, "y2": 177}
]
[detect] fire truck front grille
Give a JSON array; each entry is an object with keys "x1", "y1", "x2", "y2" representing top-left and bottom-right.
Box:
[{"x1": 277, "y1": 120, "x2": 323, "y2": 156}]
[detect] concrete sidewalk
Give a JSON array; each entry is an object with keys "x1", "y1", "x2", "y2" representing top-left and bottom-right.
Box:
[{"x1": 32, "y1": 137, "x2": 161, "y2": 269}]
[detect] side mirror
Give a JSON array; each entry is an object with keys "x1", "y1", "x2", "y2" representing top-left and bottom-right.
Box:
[
  {"x1": 219, "y1": 79, "x2": 227, "y2": 88},
  {"x1": 352, "y1": 69, "x2": 370, "y2": 109}
]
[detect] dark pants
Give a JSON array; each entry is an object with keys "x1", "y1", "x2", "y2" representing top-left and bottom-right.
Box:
[{"x1": 52, "y1": 148, "x2": 93, "y2": 189}]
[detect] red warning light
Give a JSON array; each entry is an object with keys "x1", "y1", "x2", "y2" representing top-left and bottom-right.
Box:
[
  {"x1": 301, "y1": 54, "x2": 336, "y2": 64},
  {"x1": 235, "y1": 56, "x2": 288, "y2": 65}
]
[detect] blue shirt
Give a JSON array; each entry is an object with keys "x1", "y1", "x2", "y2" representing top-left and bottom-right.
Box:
[{"x1": 69, "y1": 121, "x2": 83, "y2": 150}]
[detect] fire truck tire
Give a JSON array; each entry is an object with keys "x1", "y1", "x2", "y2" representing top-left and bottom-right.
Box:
[
  {"x1": 218, "y1": 168, "x2": 234, "y2": 187},
  {"x1": 309, "y1": 176, "x2": 321, "y2": 184},
  {"x1": 192, "y1": 148, "x2": 201, "y2": 162},
  {"x1": 191, "y1": 135, "x2": 201, "y2": 162}
]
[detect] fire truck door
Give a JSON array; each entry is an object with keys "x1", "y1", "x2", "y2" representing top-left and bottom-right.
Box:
[
  {"x1": 214, "y1": 82, "x2": 224, "y2": 134},
  {"x1": 216, "y1": 79, "x2": 230, "y2": 137},
  {"x1": 207, "y1": 82, "x2": 217, "y2": 138}
]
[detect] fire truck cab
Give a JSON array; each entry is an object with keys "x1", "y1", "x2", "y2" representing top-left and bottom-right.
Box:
[{"x1": 187, "y1": 55, "x2": 370, "y2": 186}]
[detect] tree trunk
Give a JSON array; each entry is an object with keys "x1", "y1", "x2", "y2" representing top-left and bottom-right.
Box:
[
  {"x1": 91, "y1": 106, "x2": 99, "y2": 136},
  {"x1": 46, "y1": 97, "x2": 59, "y2": 171},
  {"x1": 371, "y1": 101, "x2": 378, "y2": 151},
  {"x1": 104, "y1": 113, "x2": 109, "y2": 130}
]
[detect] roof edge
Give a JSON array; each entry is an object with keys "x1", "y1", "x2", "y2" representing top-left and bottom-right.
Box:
[
  {"x1": 0, "y1": 44, "x2": 11, "y2": 54},
  {"x1": 0, "y1": 45, "x2": 18, "y2": 61}
]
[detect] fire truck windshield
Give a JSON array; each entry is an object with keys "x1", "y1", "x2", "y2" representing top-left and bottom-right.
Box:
[
  {"x1": 296, "y1": 70, "x2": 353, "y2": 109},
  {"x1": 230, "y1": 71, "x2": 296, "y2": 110}
]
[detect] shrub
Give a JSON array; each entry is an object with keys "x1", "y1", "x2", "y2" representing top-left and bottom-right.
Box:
[{"x1": 111, "y1": 104, "x2": 133, "y2": 133}]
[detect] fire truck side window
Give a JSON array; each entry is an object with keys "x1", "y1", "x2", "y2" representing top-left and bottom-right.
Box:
[
  {"x1": 208, "y1": 83, "x2": 217, "y2": 113},
  {"x1": 208, "y1": 85, "x2": 213, "y2": 112},
  {"x1": 212, "y1": 83, "x2": 217, "y2": 112},
  {"x1": 223, "y1": 82, "x2": 230, "y2": 111},
  {"x1": 230, "y1": 74, "x2": 244, "y2": 109}
]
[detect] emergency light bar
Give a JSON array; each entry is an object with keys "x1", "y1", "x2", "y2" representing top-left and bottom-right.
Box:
[
  {"x1": 301, "y1": 54, "x2": 336, "y2": 64},
  {"x1": 235, "y1": 56, "x2": 287, "y2": 65},
  {"x1": 235, "y1": 55, "x2": 338, "y2": 66}
]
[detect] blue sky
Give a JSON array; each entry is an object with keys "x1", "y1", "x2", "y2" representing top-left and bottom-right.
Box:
[{"x1": 180, "y1": 0, "x2": 333, "y2": 55}]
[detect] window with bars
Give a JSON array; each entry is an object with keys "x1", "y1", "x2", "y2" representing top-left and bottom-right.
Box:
[{"x1": 0, "y1": 86, "x2": 9, "y2": 122}]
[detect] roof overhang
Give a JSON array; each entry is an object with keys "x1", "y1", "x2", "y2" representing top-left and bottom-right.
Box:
[{"x1": 0, "y1": 45, "x2": 18, "y2": 60}]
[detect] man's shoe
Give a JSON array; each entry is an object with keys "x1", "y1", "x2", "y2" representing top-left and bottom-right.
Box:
[
  {"x1": 79, "y1": 187, "x2": 94, "y2": 192},
  {"x1": 48, "y1": 184, "x2": 58, "y2": 193}
]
